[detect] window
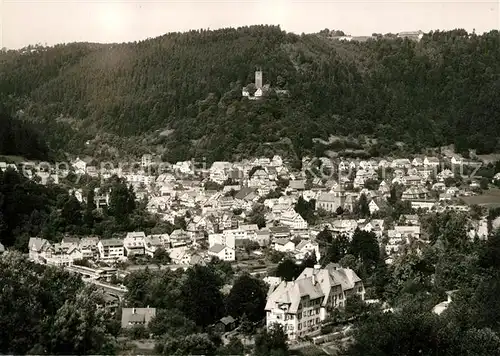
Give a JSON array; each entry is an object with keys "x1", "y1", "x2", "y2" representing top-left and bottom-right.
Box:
[{"x1": 298, "y1": 323, "x2": 302, "y2": 330}]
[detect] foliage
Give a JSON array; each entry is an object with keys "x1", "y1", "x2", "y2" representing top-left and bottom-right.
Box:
[
  {"x1": 207, "y1": 256, "x2": 235, "y2": 284},
  {"x1": 108, "y1": 179, "x2": 137, "y2": 227},
  {"x1": 254, "y1": 323, "x2": 289, "y2": 356},
  {"x1": 216, "y1": 336, "x2": 245, "y2": 355},
  {"x1": 295, "y1": 196, "x2": 316, "y2": 224},
  {"x1": 0, "y1": 110, "x2": 50, "y2": 160},
  {"x1": 322, "y1": 233, "x2": 350, "y2": 264},
  {"x1": 180, "y1": 265, "x2": 225, "y2": 327},
  {"x1": 353, "y1": 193, "x2": 370, "y2": 218},
  {"x1": 226, "y1": 273, "x2": 268, "y2": 322},
  {"x1": 275, "y1": 254, "x2": 317, "y2": 281},
  {"x1": 156, "y1": 333, "x2": 217, "y2": 356},
  {"x1": 148, "y1": 309, "x2": 198, "y2": 338},
  {"x1": 0, "y1": 252, "x2": 116, "y2": 355},
  {"x1": 152, "y1": 247, "x2": 172, "y2": 264},
  {"x1": 123, "y1": 268, "x2": 184, "y2": 309},
  {"x1": 349, "y1": 228, "x2": 380, "y2": 274}
]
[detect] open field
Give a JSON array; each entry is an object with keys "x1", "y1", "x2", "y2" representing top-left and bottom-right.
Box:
[{"x1": 462, "y1": 189, "x2": 500, "y2": 208}]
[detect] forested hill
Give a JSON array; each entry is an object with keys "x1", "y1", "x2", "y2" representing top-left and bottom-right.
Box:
[
  {"x1": 0, "y1": 110, "x2": 50, "y2": 161},
  {"x1": 1, "y1": 26, "x2": 500, "y2": 162}
]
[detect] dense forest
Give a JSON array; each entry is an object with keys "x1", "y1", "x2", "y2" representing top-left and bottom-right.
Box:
[
  {"x1": 1, "y1": 26, "x2": 500, "y2": 162},
  {"x1": 0, "y1": 110, "x2": 50, "y2": 160}
]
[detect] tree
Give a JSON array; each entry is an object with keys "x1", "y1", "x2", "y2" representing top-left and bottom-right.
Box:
[
  {"x1": 248, "y1": 204, "x2": 267, "y2": 228},
  {"x1": 480, "y1": 177, "x2": 489, "y2": 190},
  {"x1": 207, "y1": 256, "x2": 234, "y2": 284},
  {"x1": 60, "y1": 194, "x2": 82, "y2": 227},
  {"x1": 153, "y1": 247, "x2": 172, "y2": 265},
  {"x1": 83, "y1": 188, "x2": 96, "y2": 227},
  {"x1": 254, "y1": 324, "x2": 289, "y2": 356},
  {"x1": 323, "y1": 234, "x2": 350, "y2": 264},
  {"x1": 108, "y1": 180, "x2": 136, "y2": 226},
  {"x1": 217, "y1": 336, "x2": 245, "y2": 355},
  {"x1": 0, "y1": 252, "x2": 115, "y2": 355},
  {"x1": 354, "y1": 193, "x2": 370, "y2": 218},
  {"x1": 349, "y1": 228, "x2": 380, "y2": 269},
  {"x1": 180, "y1": 265, "x2": 225, "y2": 327},
  {"x1": 148, "y1": 309, "x2": 198, "y2": 338},
  {"x1": 243, "y1": 240, "x2": 261, "y2": 254},
  {"x1": 226, "y1": 273, "x2": 268, "y2": 322},
  {"x1": 294, "y1": 196, "x2": 316, "y2": 224},
  {"x1": 275, "y1": 258, "x2": 300, "y2": 281},
  {"x1": 316, "y1": 227, "x2": 333, "y2": 245},
  {"x1": 157, "y1": 333, "x2": 217, "y2": 356},
  {"x1": 339, "y1": 254, "x2": 357, "y2": 270}
]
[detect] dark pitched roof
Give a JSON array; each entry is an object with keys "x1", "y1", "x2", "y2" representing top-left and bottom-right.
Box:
[{"x1": 234, "y1": 187, "x2": 256, "y2": 200}]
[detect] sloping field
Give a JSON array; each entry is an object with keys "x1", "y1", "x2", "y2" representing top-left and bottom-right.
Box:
[{"x1": 462, "y1": 189, "x2": 500, "y2": 208}]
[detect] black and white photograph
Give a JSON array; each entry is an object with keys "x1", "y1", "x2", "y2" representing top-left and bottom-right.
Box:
[{"x1": 1, "y1": 1, "x2": 500, "y2": 355}]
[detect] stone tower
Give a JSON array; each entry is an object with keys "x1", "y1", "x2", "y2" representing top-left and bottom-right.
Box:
[{"x1": 255, "y1": 68, "x2": 263, "y2": 89}]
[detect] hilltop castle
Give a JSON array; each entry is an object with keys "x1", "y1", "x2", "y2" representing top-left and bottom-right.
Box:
[
  {"x1": 242, "y1": 68, "x2": 270, "y2": 100},
  {"x1": 242, "y1": 68, "x2": 289, "y2": 100}
]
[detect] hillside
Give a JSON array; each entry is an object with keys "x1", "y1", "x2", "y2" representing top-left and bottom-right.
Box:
[
  {"x1": 1, "y1": 26, "x2": 500, "y2": 162},
  {"x1": 0, "y1": 110, "x2": 50, "y2": 161}
]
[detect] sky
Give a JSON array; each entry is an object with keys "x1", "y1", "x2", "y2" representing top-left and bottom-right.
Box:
[{"x1": 1, "y1": 0, "x2": 499, "y2": 49}]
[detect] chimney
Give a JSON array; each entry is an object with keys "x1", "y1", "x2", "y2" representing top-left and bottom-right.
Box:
[
  {"x1": 312, "y1": 274, "x2": 316, "y2": 285},
  {"x1": 314, "y1": 264, "x2": 321, "y2": 271},
  {"x1": 132, "y1": 308, "x2": 136, "y2": 314}
]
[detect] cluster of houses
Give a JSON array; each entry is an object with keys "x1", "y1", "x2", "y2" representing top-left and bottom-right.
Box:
[
  {"x1": 21, "y1": 151, "x2": 492, "y2": 270},
  {"x1": 11, "y1": 150, "x2": 498, "y2": 345}
]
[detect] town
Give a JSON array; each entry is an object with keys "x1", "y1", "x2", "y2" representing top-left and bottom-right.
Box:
[{"x1": 1, "y1": 147, "x2": 499, "y2": 354}]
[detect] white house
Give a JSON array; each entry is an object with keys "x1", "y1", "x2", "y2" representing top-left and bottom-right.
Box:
[
  {"x1": 280, "y1": 209, "x2": 308, "y2": 229},
  {"x1": 28, "y1": 237, "x2": 52, "y2": 263},
  {"x1": 72, "y1": 158, "x2": 87, "y2": 175},
  {"x1": 294, "y1": 240, "x2": 321, "y2": 261},
  {"x1": 123, "y1": 232, "x2": 146, "y2": 256},
  {"x1": 273, "y1": 238, "x2": 295, "y2": 252},
  {"x1": 144, "y1": 235, "x2": 165, "y2": 257},
  {"x1": 98, "y1": 239, "x2": 125, "y2": 262},
  {"x1": 265, "y1": 264, "x2": 364, "y2": 340},
  {"x1": 208, "y1": 244, "x2": 235, "y2": 261}
]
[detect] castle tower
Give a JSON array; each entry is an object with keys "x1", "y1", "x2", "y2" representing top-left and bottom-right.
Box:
[{"x1": 255, "y1": 68, "x2": 263, "y2": 89}]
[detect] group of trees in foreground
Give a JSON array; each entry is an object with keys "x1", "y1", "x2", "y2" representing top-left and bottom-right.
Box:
[{"x1": 0, "y1": 169, "x2": 179, "y2": 250}]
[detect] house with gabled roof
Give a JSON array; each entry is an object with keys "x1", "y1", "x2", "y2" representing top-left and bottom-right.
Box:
[
  {"x1": 280, "y1": 209, "x2": 308, "y2": 230},
  {"x1": 169, "y1": 229, "x2": 191, "y2": 248},
  {"x1": 273, "y1": 238, "x2": 295, "y2": 252},
  {"x1": 295, "y1": 240, "x2": 320, "y2": 261},
  {"x1": 208, "y1": 243, "x2": 235, "y2": 261},
  {"x1": 369, "y1": 197, "x2": 389, "y2": 215},
  {"x1": 28, "y1": 237, "x2": 52, "y2": 263},
  {"x1": 144, "y1": 235, "x2": 165, "y2": 257},
  {"x1": 265, "y1": 264, "x2": 363, "y2": 340},
  {"x1": 121, "y1": 307, "x2": 156, "y2": 329},
  {"x1": 424, "y1": 156, "x2": 440, "y2": 167}
]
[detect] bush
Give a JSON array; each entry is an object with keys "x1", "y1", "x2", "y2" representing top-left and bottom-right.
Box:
[{"x1": 128, "y1": 325, "x2": 148, "y2": 340}]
